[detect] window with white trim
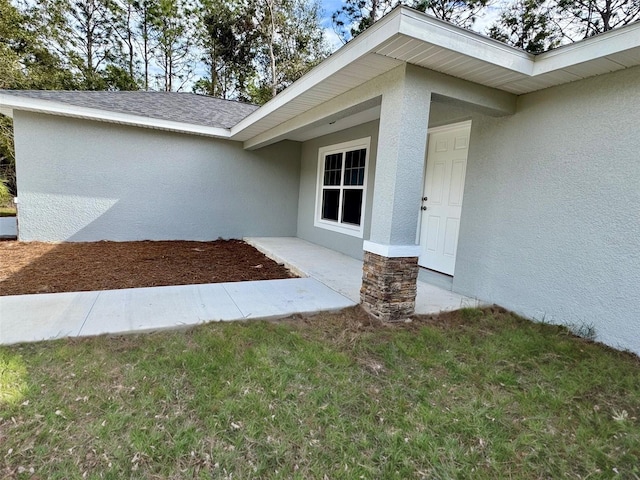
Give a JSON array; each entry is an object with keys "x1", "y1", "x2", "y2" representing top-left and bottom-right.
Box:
[{"x1": 314, "y1": 137, "x2": 370, "y2": 237}]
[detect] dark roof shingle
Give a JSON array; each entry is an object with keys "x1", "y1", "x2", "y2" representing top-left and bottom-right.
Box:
[{"x1": 0, "y1": 90, "x2": 259, "y2": 129}]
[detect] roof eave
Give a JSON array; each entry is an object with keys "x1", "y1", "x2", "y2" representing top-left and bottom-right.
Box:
[
  {"x1": 230, "y1": 7, "x2": 532, "y2": 144},
  {"x1": 229, "y1": 7, "x2": 405, "y2": 138},
  {"x1": 397, "y1": 8, "x2": 534, "y2": 75},
  {"x1": 0, "y1": 94, "x2": 232, "y2": 139},
  {"x1": 533, "y1": 20, "x2": 640, "y2": 74},
  {"x1": 233, "y1": 8, "x2": 640, "y2": 145}
]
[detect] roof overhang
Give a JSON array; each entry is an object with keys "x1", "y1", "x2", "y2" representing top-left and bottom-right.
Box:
[
  {"x1": 1, "y1": 7, "x2": 638, "y2": 147},
  {"x1": 0, "y1": 93, "x2": 232, "y2": 139},
  {"x1": 231, "y1": 7, "x2": 640, "y2": 145},
  {"x1": 377, "y1": 8, "x2": 640, "y2": 94}
]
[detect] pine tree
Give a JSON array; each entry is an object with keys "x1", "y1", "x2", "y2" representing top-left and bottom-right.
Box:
[
  {"x1": 414, "y1": 0, "x2": 489, "y2": 28},
  {"x1": 194, "y1": 0, "x2": 256, "y2": 99},
  {"x1": 554, "y1": 0, "x2": 640, "y2": 39},
  {"x1": 488, "y1": 0, "x2": 560, "y2": 53},
  {"x1": 249, "y1": 0, "x2": 328, "y2": 103},
  {"x1": 331, "y1": 0, "x2": 399, "y2": 43},
  {"x1": 149, "y1": 0, "x2": 194, "y2": 91}
]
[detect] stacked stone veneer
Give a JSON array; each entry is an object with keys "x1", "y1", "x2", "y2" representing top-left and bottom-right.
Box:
[{"x1": 360, "y1": 251, "x2": 419, "y2": 321}]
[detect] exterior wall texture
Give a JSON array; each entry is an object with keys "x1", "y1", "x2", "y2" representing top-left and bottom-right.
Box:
[
  {"x1": 453, "y1": 65, "x2": 640, "y2": 355},
  {"x1": 297, "y1": 121, "x2": 379, "y2": 260},
  {"x1": 14, "y1": 112, "x2": 301, "y2": 242},
  {"x1": 295, "y1": 101, "x2": 477, "y2": 261}
]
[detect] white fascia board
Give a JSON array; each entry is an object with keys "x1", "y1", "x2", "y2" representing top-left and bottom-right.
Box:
[
  {"x1": 231, "y1": 7, "x2": 532, "y2": 143},
  {"x1": 0, "y1": 105, "x2": 13, "y2": 118},
  {"x1": 533, "y1": 21, "x2": 640, "y2": 75},
  {"x1": 232, "y1": 7, "x2": 640, "y2": 145},
  {"x1": 397, "y1": 9, "x2": 534, "y2": 75},
  {"x1": 229, "y1": 9, "x2": 404, "y2": 139},
  {"x1": 0, "y1": 94, "x2": 232, "y2": 139}
]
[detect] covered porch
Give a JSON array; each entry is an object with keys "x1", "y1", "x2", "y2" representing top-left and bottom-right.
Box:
[
  {"x1": 246, "y1": 237, "x2": 479, "y2": 314},
  {"x1": 233, "y1": 12, "x2": 522, "y2": 321},
  {"x1": 251, "y1": 60, "x2": 515, "y2": 321}
]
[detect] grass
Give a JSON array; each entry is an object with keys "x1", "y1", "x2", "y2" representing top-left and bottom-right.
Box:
[
  {"x1": 0, "y1": 206, "x2": 16, "y2": 217},
  {"x1": 1, "y1": 306, "x2": 639, "y2": 479}
]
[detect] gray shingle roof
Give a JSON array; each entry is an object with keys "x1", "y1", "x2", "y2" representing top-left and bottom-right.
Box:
[{"x1": 0, "y1": 90, "x2": 259, "y2": 129}]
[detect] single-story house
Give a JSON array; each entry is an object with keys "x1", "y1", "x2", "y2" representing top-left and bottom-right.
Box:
[{"x1": 1, "y1": 7, "x2": 638, "y2": 354}]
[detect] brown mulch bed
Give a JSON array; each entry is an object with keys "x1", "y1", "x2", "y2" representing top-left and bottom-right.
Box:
[{"x1": 0, "y1": 239, "x2": 296, "y2": 296}]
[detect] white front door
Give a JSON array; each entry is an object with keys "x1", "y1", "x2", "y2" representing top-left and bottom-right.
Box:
[{"x1": 419, "y1": 121, "x2": 471, "y2": 275}]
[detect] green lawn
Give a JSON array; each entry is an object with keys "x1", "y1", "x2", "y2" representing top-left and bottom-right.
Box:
[
  {"x1": 1, "y1": 307, "x2": 639, "y2": 479},
  {"x1": 0, "y1": 206, "x2": 16, "y2": 217}
]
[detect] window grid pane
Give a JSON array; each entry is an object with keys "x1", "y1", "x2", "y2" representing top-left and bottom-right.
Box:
[
  {"x1": 321, "y1": 189, "x2": 340, "y2": 221},
  {"x1": 323, "y1": 153, "x2": 343, "y2": 186},
  {"x1": 344, "y1": 149, "x2": 366, "y2": 186},
  {"x1": 341, "y1": 188, "x2": 363, "y2": 226},
  {"x1": 318, "y1": 142, "x2": 367, "y2": 232}
]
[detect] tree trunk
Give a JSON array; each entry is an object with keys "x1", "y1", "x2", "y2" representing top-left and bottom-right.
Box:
[
  {"x1": 267, "y1": 0, "x2": 277, "y2": 98},
  {"x1": 127, "y1": 4, "x2": 134, "y2": 79}
]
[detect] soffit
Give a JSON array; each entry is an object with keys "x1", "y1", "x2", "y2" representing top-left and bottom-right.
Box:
[
  {"x1": 375, "y1": 11, "x2": 640, "y2": 95},
  {"x1": 231, "y1": 53, "x2": 402, "y2": 142},
  {"x1": 234, "y1": 8, "x2": 640, "y2": 145}
]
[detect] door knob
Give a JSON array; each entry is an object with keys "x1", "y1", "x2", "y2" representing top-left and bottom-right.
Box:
[
  {"x1": 421, "y1": 206, "x2": 427, "y2": 211},
  {"x1": 422, "y1": 196, "x2": 428, "y2": 201}
]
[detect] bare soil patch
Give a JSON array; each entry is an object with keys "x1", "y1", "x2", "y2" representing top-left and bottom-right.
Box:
[{"x1": 0, "y1": 239, "x2": 295, "y2": 296}]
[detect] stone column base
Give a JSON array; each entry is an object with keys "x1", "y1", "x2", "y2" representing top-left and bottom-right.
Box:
[{"x1": 360, "y1": 251, "x2": 419, "y2": 322}]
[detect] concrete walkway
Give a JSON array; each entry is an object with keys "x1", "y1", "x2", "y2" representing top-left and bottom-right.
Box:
[
  {"x1": 1, "y1": 236, "x2": 477, "y2": 345},
  {"x1": 245, "y1": 237, "x2": 479, "y2": 314},
  {"x1": 0, "y1": 278, "x2": 355, "y2": 345}
]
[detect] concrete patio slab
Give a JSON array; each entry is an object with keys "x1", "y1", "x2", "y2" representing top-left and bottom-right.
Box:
[
  {"x1": 0, "y1": 277, "x2": 355, "y2": 345},
  {"x1": 245, "y1": 237, "x2": 480, "y2": 314},
  {"x1": 245, "y1": 237, "x2": 364, "y2": 301}
]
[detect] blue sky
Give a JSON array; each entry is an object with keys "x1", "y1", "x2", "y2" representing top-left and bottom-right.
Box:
[
  {"x1": 319, "y1": 0, "x2": 349, "y2": 50},
  {"x1": 321, "y1": 0, "x2": 345, "y2": 19}
]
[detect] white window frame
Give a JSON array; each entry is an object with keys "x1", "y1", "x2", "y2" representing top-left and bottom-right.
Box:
[{"x1": 314, "y1": 137, "x2": 371, "y2": 238}]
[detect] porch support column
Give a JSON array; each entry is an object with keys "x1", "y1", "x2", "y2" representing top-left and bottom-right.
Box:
[{"x1": 361, "y1": 65, "x2": 431, "y2": 321}]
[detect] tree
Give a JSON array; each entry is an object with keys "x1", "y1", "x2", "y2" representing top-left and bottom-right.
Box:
[
  {"x1": 109, "y1": 0, "x2": 140, "y2": 87},
  {"x1": 332, "y1": 0, "x2": 491, "y2": 42},
  {"x1": 194, "y1": 0, "x2": 256, "y2": 99},
  {"x1": 1, "y1": 0, "x2": 76, "y2": 89},
  {"x1": 250, "y1": 0, "x2": 328, "y2": 103},
  {"x1": 0, "y1": 0, "x2": 76, "y2": 195},
  {"x1": 0, "y1": 0, "x2": 27, "y2": 89},
  {"x1": 554, "y1": 0, "x2": 640, "y2": 39},
  {"x1": 149, "y1": 0, "x2": 194, "y2": 91},
  {"x1": 414, "y1": 0, "x2": 490, "y2": 28},
  {"x1": 332, "y1": 0, "x2": 399, "y2": 43},
  {"x1": 0, "y1": 116, "x2": 15, "y2": 196},
  {"x1": 130, "y1": 0, "x2": 156, "y2": 90},
  {"x1": 62, "y1": 0, "x2": 123, "y2": 88},
  {"x1": 31, "y1": 0, "x2": 123, "y2": 89},
  {"x1": 488, "y1": 0, "x2": 560, "y2": 53}
]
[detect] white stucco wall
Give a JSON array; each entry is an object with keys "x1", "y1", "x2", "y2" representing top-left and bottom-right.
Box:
[
  {"x1": 454, "y1": 65, "x2": 640, "y2": 355},
  {"x1": 296, "y1": 99, "x2": 481, "y2": 260},
  {"x1": 13, "y1": 112, "x2": 301, "y2": 242},
  {"x1": 297, "y1": 121, "x2": 379, "y2": 260}
]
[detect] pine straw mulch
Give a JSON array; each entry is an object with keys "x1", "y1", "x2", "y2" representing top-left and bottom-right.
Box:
[{"x1": 0, "y1": 239, "x2": 296, "y2": 296}]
